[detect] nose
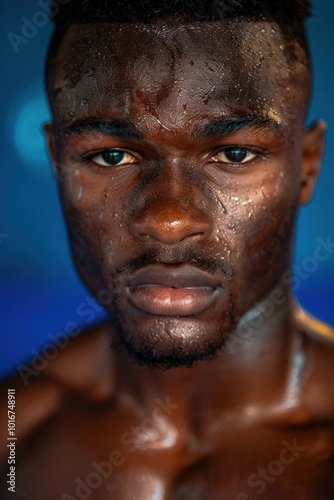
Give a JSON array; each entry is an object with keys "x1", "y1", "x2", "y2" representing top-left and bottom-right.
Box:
[
  {"x1": 130, "y1": 174, "x2": 213, "y2": 245},
  {"x1": 132, "y1": 204, "x2": 212, "y2": 244}
]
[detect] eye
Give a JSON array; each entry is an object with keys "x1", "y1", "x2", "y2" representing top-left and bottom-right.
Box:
[
  {"x1": 211, "y1": 147, "x2": 258, "y2": 165},
  {"x1": 87, "y1": 149, "x2": 137, "y2": 167}
]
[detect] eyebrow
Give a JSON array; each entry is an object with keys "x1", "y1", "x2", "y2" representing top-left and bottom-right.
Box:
[
  {"x1": 63, "y1": 114, "x2": 283, "y2": 142},
  {"x1": 192, "y1": 115, "x2": 284, "y2": 139},
  {"x1": 63, "y1": 118, "x2": 143, "y2": 140}
]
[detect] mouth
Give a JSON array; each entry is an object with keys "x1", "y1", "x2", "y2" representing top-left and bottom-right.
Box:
[{"x1": 126, "y1": 264, "x2": 222, "y2": 317}]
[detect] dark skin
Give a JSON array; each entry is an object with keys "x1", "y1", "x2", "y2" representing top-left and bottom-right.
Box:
[{"x1": 1, "y1": 17, "x2": 334, "y2": 500}]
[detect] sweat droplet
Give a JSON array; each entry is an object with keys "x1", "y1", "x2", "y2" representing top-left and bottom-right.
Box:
[
  {"x1": 77, "y1": 186, "x2": 83, "y2": 201},
  {"x1": 219, "y1": 200, "x2": 227, "y2": 214},
  {"x1": 85, "y1": 67, "x2": 94, "y2": 77}
]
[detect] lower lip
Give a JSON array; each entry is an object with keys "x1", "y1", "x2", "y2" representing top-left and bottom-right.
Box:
[{"x1": 127, "y1": 285, "x2": 219, "y2": 316}]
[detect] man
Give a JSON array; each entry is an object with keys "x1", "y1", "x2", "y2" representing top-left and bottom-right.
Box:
[{"x1": 1, "y1": 0, "x2": 334, "y2": 498}]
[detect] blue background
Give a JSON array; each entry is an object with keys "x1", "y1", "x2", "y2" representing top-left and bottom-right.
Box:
[{"x1": 1, "y1": 0, "x2": 333, "y2": 377}]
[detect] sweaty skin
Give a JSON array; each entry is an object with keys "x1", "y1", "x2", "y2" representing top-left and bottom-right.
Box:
[
  {"x1": 48, "y1": 19, "x2": 314, "y2": 367},
  {"x1": 1, "y1": 18, "x2": 334, "y2": 500}
]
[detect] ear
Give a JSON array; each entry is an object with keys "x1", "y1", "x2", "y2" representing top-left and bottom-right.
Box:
[
  {"x1": 44, "y1": 123, "x2": 59, "y2": 178},
  {"x1": 299, "y1": 120, "x2": 327, "y2": 205}
]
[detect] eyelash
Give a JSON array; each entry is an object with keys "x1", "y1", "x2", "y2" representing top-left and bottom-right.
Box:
[
  {"x1": 210, "y1": 145, "x2": 265, "y2": 166},
  {"x1": 80, "y1": 145, "x2": 266, "y2": 170},
  {"x1": 81, "y1": 149, "x2": 138, "y2": 169}
]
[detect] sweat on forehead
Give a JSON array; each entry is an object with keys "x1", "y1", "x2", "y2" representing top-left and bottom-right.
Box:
[
  {"x1": 47, "y1": 19, "x2": 311, "y2": 127},
  {"x1": 45, "y1": 0, "x2": 311, "y2": 84}
]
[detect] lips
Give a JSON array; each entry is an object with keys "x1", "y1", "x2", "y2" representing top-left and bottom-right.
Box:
[{"x1": 126, "y1": 265, "x2": 222, "y2": 316}]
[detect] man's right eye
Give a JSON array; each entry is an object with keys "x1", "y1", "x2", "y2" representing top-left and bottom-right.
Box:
[{"x1": 85, "y1": 149, "x2": 138, "y2": 167}]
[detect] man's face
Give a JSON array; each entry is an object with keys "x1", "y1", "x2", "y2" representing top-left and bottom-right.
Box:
[{"x1": 47, "y1": 18, "x2": 319, "y2": 368}]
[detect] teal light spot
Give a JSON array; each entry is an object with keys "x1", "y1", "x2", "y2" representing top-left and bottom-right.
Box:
[{"x1": 13, "y1": 94, "x2": 49, "y2": 172}]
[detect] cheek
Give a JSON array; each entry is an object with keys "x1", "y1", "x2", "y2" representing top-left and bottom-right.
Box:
[
  {"x1": 213, "y1": 166, "x2": 299, "y2": 282},
  {"x1": 214, "y1": 162, "x2": 299, "y2": 227},
  {"x1": 60, "y1": 168, "x2": 131, "y2": 266},
  {"x1": 214, "y1": 169, "x2": 298, "y2": 313},
  {"x1": 245, "y1": 169, "x2": 299, "y2": 250},
  {"x1": 242, "y1": 174, "x2": 299, "y2": 307}
]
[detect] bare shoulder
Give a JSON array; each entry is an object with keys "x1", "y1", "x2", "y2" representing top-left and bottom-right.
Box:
[
  {"x1": 293, "y1": 303, "x2": 334, "y2": 418},
  {"x1": 0, "y1": 323, "x2": 114, "y2": 459}
]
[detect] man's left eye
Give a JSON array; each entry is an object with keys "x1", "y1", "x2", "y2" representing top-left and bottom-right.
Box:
[
  {"x1": 89, "y1": 150, "x2": 137, "y2": 167},
  {"x1": 211, "y1": 147, "x2": 257, "y2": 164}
]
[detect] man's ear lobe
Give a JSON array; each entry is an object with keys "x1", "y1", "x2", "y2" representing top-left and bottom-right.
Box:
[
  {"x1": 43, "y1": 123, "x2": 59, "y2": 178},
  {"x1": 299, "y1": 120, "x2": 327, "y2": 205}
]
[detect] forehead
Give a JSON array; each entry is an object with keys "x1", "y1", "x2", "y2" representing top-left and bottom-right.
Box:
[{"x1": 50, "y1": 19, "x2": 309, "y2": 127}]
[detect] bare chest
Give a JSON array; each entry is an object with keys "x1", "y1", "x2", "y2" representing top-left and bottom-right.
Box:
[{"x1": 10, "y1": 402, "x2": 334, "y2": 500}]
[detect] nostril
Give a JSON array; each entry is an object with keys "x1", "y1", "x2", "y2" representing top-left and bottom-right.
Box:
[
  {"x1": 131, "y1": 206, "x2": 212, "y2": 244},
  {"x1": 136, "y1": 232, "x2": 151, "y2": 241}
]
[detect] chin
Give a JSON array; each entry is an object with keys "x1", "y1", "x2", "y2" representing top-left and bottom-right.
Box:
[{"x1": 109, "y1": 304, "x2": 236, "y2": 370}]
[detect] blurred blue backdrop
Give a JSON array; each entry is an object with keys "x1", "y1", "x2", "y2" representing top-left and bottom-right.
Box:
[{"x1": 1, "y1": 0, "x2": 333, "y2": 378}]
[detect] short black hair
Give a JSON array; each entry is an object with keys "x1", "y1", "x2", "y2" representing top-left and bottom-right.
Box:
[
  {"x1": 46, "y1": 0, "x2": 312, "y2": 88},
  {"x1": 52, "y1": 0, "x2": 311, "y2": 25}
]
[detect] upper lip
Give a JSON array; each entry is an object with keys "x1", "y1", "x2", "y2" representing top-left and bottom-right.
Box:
[{"x1": 127, "y1": 264, "x2": 221, "y2": 288}]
